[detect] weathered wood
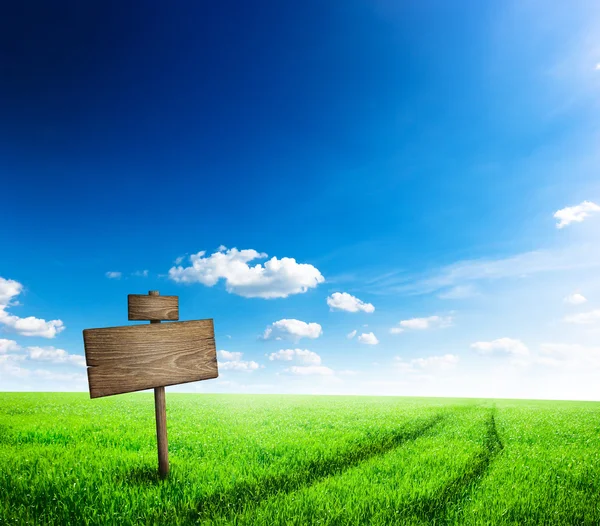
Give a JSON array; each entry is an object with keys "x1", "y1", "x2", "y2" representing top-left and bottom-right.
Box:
[
  {"x1": 128, "y1": 294, "x2": 179, "y2": 321},
  {"x1": 154, "y1": 386, "x2": 169, "y2": 478},
  {"x1": 83, "y1": 319, "x2": 217, "y2": 398}
]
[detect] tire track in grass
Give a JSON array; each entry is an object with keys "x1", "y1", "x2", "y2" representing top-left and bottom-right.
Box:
[
  {"x1": 401, "y1": 409, "x2": 504, "y2": 524},
  {"x1": 187, "y1": 413, "x2": 447, "y2": 523}
]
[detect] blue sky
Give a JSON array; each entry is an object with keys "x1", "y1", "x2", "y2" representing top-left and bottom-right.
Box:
[{"x1": 2, "y1": 0, "x2": 600, "y2": 399}]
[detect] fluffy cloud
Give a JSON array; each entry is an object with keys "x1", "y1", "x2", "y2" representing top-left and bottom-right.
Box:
[
  {"x1": 284, "y1": 365, "x2": 334, "y2": 376},
  {"x1": 0, "y1": 359, "x2": 86, "y2": 382},
  {"x1": 105, "y1": 271, "x2": 122, "y2": 279},
  {"x1": 0, "y1": 277, "x2": 65, "y2": 338},
  {"x1": 389, "y1": 328, "x2": 404, "y2": 335},
  {"x1": 268, "y1": 349, "x2": 321, "y2": 365},
  {"x1": 0, "y1": 314, "x2": 65, "y2": 338},
  {"x1": 471, "y1": 338, "x2": 529, "y2": 356},
  {"x1": 168, "y1": 247, "x2": 324, "y2": 299},
  {"x1": 0, "y1": 278, "x2": 22, "y2": 305},
  {"x1": 217, "y1": 350, "x2": 259, "y2": 372},
  {"x1": 554, "y1": 200, "x2": 600, "y2": 228},
  {"x1": 563, "y1": 309, "x2": 600, "y2": 324},
  {"x1": 326, "y1": 292, "x2": 375, "y2": 313},
  {"x1": 26, "y1": 346, "x2": 86, "y2": 366},
  {"x1": 132, "y1": 270, "x2": 149, "y2": 277},
  {"x1": 357, "y1": 332, "x2": 379, "y2": 345},
  {"x1": 347, "y1": 329, "x2": 357, "y2": 339},
  {"x1": 0, "y1": 341, "x2": 85, "y2": 369},
  {"x1": 263, "y1": 319, "x2": 322, "y2": 341},
  {"x1": 397, "y1": 315, "x2": 452, "y2": 330},
  {"x1": 0, "y1": 339, "x2": 20, "y2": 353},
  {"x1": 564, "y1": 293, "x2": 587, "y2": 305},
  {"x1": 217, "y1": 350, "x2": 243, "y2": 361}
]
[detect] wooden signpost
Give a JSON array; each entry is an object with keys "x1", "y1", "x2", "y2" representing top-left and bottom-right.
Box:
[{"x1": 82, "y1": 291, "x2": 218, "y2": 478}]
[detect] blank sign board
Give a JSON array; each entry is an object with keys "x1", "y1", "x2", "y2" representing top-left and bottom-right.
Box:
[
  {"x1": 127, "y1": 294, "x2": 179, "y2": 321},
  {"x1": 83, "y1": 319, "x2": 218, "y2": 398}
]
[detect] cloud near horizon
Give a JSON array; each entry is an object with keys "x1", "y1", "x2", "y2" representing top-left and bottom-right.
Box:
[
  {"x1": 471, "y1": 338, "x2": 529, "y2": 356},
  {"x1": 563, "y1": 310, "x2": 600, "y2": 325},
  {"x1": 217, "y1": 350, "x2": 259, "y2": 371},
  {"x1": 394, "y1": 354, "x2": 459, "y2": 373},
  {"x1": 268, "y1": 349, "x2": 322, "y2": 365}
]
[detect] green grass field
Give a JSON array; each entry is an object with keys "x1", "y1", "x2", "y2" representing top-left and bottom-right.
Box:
[{"x1": 1, "y1": 393, "x2": 599, "y2": 525}]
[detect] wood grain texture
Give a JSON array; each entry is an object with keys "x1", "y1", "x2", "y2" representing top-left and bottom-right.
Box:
[
  {"x1": 128, "y1": 294, "x2": 179, "y2": 321},
  {"x1": 83, "y1": 320, "x2": 217, "y2": 398},
  {"x1": 154, "y1": 386, "x2": 169, "y2": 478}
]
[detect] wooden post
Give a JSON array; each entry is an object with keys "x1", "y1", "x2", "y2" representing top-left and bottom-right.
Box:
[{"x1": 149, "y1": 290, "x2": 169, "y2": 478}]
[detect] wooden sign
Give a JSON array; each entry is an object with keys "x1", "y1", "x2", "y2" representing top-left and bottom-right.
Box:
[
  {"x1": 84, "y1": 319, "x2": 218, "y2": 398},
  {"x1": 82, "y1": 291, "x2": 219, "y2": 477}
]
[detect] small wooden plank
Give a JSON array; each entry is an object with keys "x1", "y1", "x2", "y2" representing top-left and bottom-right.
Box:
[
  {"x1": 128, "y1": 294, "x2": 179, "y2": 321},
  {"x1": 83, "y1": 320, "x2": 217, "y2": 398}
]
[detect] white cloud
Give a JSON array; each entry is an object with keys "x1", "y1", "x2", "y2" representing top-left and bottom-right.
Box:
[
  {"x1": 347, "y1": 329, "x2": 357, "y2": 339},
  {"x1": 105, "y1": 271, "x2": 122, "y2": 279},
  {"x1": 0, "y1": 339, "x2": 19, "y2": 353},
  {"x1": 219, "y1": 360, "x2": 259, "y2": 371},
  {"x1": 0, "y1": 354, "x2": 24, "y2": 364},
  {"x1": 395, "y1": 354, "x2": 459, "y2": 372},
  {"x1": 0, "y1": 360, "x2": 30, "y2": 378},
  {"x1": 0, "y1": 313, "x2": 65, "y2": 338},
  {"x1": 389, "y1": 327, "x2": 404, "y2": 335},
  {"x1": 284, "y1": 365, "x2": 334, "y2": 376},
  {"x1": 0, "y1": 278, "x2": 65, "y2": 339},
  {"x1": 26, "y1": 346, "x2": 86, "y2": 367},
  {"x1": 268, "y1": 349, "x2": 295, "y2": 361},
  {"x1": 30, "y1": 369, "x2": 87, "y2": 382},
  {"x1": 0, "y1": 278, "x2": 22, "y2": 305},
  {"x1": 398, "y1": 315, "x2": 452, "y2": 330},
  {"x1": 554, "y1": 201, "x2": 600, "y2": 228},
  {"x1": 263, "y1": 319, "x2": 322, "y2": 341},
  {"x1": 217, "y1": 350, "x2": 243, "y2": 361},
  {"x1": 564, "y1": 292, "x2": 587, "y2": 305},
  {"x1": 0, "y1": 341, "x2": 85, "y2": 378},
  {"x1": 168, "y1": 247, "x2": 324, "y2": 299},
  {"x1": 564, "y1": 309, "x2": 600, "y2": 324},
  {"x1": 268, "y1": 349, "x2": 321, "y2": 365},
  {"x1": 326, "y1": 292, "x2": 375, "y2": 313},
  {"x1": 539, "y1": 343, "x2": 600, "y2": 369},
  {"x1": 132, "y1": 270, "x2": 149, "y2": 277},
  {"x1": 217, "y1": 349, "x2": 259, "y2": 372},
  {"x1": 357, "y1": 332, "x2": 379, "y2": 345},
  {"x1": 471, "y1": 338, "x2": 529, "y2": 356}
]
